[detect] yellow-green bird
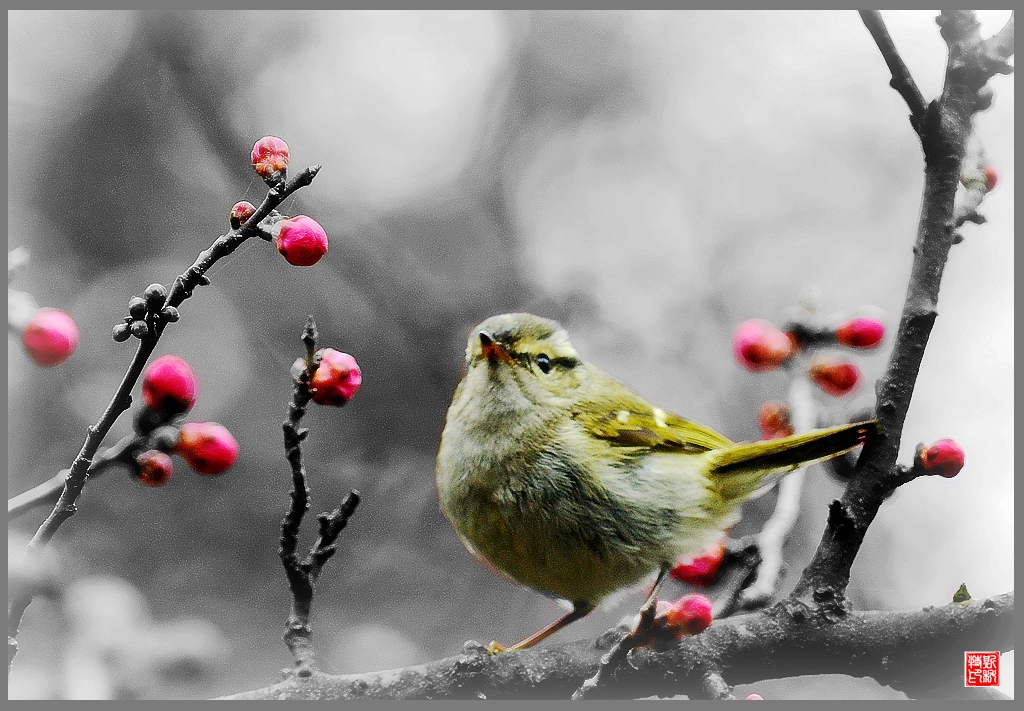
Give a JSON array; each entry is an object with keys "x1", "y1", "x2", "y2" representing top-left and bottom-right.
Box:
[{"x1": 436, "y1": 313, "x2": 874, "y2": 652}]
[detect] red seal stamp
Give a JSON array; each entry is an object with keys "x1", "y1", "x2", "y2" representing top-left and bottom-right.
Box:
[{"x1": 964, "y1": 651, "x2": 1000, "y2": 687}]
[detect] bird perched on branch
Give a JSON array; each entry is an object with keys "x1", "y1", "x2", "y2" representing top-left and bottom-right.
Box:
[{"x1": 436, "y1": 313, "x2": 875, "y2": 653}]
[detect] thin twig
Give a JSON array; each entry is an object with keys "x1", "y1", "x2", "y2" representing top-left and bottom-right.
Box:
[
  {"x1": 709, "y1": 537, "x2": 762, "y2": 619},
  {"x1": 8, "y1": 164, "x2": 322, "y2": 673},
  {"x1": 279, "y1": 317, "x2": 321, "y2": 675},
  {"x1": 7, "y1": 435, "x2": 136, "y2": 520},
  {"x1": 737, "y1": 375, "x2": 815, "y2": 609},
  {"x1": 279, "y1": 317, "x2": 361, "y2": 677},
  {"x1": 859, "y1": 11, "x2": 929, "y2": 131}
]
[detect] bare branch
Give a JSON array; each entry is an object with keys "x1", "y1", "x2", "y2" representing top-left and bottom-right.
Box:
[
  {"x1": 8, "y1": 163, "x2": 322, "y2": 673},
  {"x1": 278, "y1": 317, "x2": 361, "y2": 677},
  {"x1": 859, "y1": 11, "x2": 929, "y2": 131},
  {"x1": 792, "y1": 9, "x2": 1015, "y2": 609},
  {"x1": 7, "y1": 435, "x2": 136, "y2": 520}
]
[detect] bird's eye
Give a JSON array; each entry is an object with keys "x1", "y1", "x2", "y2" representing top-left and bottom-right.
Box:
[{"x1": 536, "y1": 354, "x2": 552, "y2": 374}]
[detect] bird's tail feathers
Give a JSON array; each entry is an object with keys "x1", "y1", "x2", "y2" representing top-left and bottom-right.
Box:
[{"x1": 708, "y1": 420, "x2": 877, "y2": 501}]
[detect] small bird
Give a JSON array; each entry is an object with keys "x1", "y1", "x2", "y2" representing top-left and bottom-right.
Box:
[{"x1": 436, "y1": 313, "x2": 874, "y2": 652}]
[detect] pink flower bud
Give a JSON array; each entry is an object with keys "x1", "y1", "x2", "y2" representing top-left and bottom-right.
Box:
[
  {"x1": 918, "y1": 438, "x2": 965, "y2": 478},
  {"x1": 670, "y1": 540, "x2": 726, "y2": 587},
  {"x1": 758, "y1": 401, "x2": 794, "y2": 440},
  {"x1": 142, "y1": 355, "x2": 198, "y2": 414},
  {"x1": 835, "y1": 317, "x2": 885, "y2": 349},
  {"x1": 137, "y1": 450, "x2": 173, "y2": 487},
  {"x1": 310, "y1": 349, "x2": 362, "y2": 406},
  {"x1": 251, "y1": 136, "x2": 289, "y2": 179},
  {"x1": 732, "y1": 319, "x2": 795, "y2": 372},
  {"x1": 808, "y1": 357, "x2": 860, "y2": 397},
  {"x1": 22, "y1": 309, "x2": 79, "y2": 366},
  {"x1": 230, "y1": 200, "x2": 256, "y2": 228},
  {"x1": 274, "y1": 215, "x2": 328, "y2": 266},
  {"x1": 745, "y1": 693, "x2": 765, "y2": 700},
  {"x1": 662, "y1": 593, "x2": 713, "y2": 637},
  {"x1": 175, "y1": 422, "x2": 238, "y2": 475}
]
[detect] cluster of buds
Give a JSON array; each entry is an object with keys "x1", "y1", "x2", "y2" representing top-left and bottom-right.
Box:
[
  {"x1": 732, "y1": 313, "x2": 886, "y2": 399},
  {"x1": 131, "y1": 355, "x2": 238, "y2": 487},
  {"x1": 21, "y1": 308, "x2": 79, "y2": 366},
  {"x1": 235, "y1": 137, "x2": 329, "y2": 267},
  {"x1": 112, "y1": 283, "x2": 178, "y2": 343}
]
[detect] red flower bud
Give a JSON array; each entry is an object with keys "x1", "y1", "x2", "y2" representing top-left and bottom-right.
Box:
[
  {"x1": 670, "y1": 540, "x2": 726, "y2": 587},
  {"x1": 835, "y1": 317, "x2": 885, "y2": 349},
  {"x1": 745, "y1": 693, "x2": 765, "y2": 700},
  {"x1": 251, "y1": 136, "x2": 289, "y2": 179},
  {"x1": 310, "y1": 349, "x2": 362, "y2": 406},
  {"x1": 22, "y1": 309, "x2": 79, "y2": 366},
  {"x1": 230, "y1": 201, "x2": 256, "y2": 228},
  {"x1": 175, "y1": 422, "x2": 238, "y2": 475},
  {"x1": 982, "y1": 166, "x2": 998, "y2": 191},
  {"x1": 758, "y1": 401, "x2": 794, "y2": 440},
  {"x1": 274, "y1": 215, "x2": 328, "y2": 266},
  {"x1": 661, "y1": 593, "x2": 713, "y2": 637},
  {"x1": 732, "y1": 319, "x2": 795, "y2": 372},
  {"x1": 137, "y1": 450, "x2": 173, "y2": 487},
  {"x1": 808, "y1": 357, "x2": 860, "y2": 397},
  {"x1": 918, "y1": 438, "x2": 965, "y2": 478},
  {"x1": 142, "y1": 355, "x2": 198, "y2": 414}
]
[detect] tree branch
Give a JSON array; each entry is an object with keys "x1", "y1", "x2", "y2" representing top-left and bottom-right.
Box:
[
  {"x1": 792, "y1": 9, "x2": 1015, "y2": 609},
  {"x1": 859, "y1": 11, "x2": 929, "y2": 131},
  {"x1": 219, "y1": 592, "x2": 1013, "y2": 700},
  {"x1": 8, "y1": 163, "x2": 322, "y2": 673},
  {"x1": 279, "y1": 317, "x2": 360, "y2": 677}
]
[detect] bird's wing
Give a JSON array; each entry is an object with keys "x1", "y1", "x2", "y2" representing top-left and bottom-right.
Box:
[{"x1": 570, "y1": 378, "x2": 732, "y2": 453}]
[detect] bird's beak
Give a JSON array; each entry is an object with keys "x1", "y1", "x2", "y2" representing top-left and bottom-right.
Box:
[{"x1": 479, "y1": 331, "x2": 513, "y2": 365}]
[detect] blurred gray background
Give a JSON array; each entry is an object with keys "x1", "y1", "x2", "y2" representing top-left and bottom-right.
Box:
[{"x1": 8, "y1": 10, "x2": 1013, "y2": 699}]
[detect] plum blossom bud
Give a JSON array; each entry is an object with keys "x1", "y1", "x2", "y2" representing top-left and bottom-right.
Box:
[
  {"x1": 175, "y1": 422, "x2": 239, "y2": 475},
  {"x1": 251, "y1": 136, "x2": 289, "y2": 179},
  {"x1": 732, "y1": 319, "x2": 795, "y2": 372},
  {"x1": 918, "y1": 438, "x2": 965, "y2": 478},
  {"x1": 660, "y1": 593, "x2": 713, "y2": 637},
  {"x1": 808, "y1": 357, "x2": 860, "y2": 397},
  {"x1": 274, "y1": 215, "x2": 328, "y2": 266},
  {"x1": 758, "y1": 401, "x2": 794, "y2": 440},
  {"x1": 230, "y1": 201, "x2": 256, "y2": 229},
  {"x1": 310, "y1": 349, "x2": 362, "y2": 406},
  {"x1": 670, "y1": 540, "x2": 726, "y2": 587},
  {"x1": 835, "y1": 317, "x2": 885, "y2": 349},
  {"x1": 22, "y1": 309, "x2": 79, "y2": 366},
  {"x1": 142, "y1": 355, "x2": 198, "y2": 414},
  {"x1": 137, "y1": 450, "x2": 173, "y2": 487}
]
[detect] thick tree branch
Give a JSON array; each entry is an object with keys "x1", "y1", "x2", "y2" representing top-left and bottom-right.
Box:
[
  {"x1": 791, "y1": 9, "x2": 1015, "y2": 609},
  {"x1": 219, "y1": 592, "x2": 1012, "y2": 700}
]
